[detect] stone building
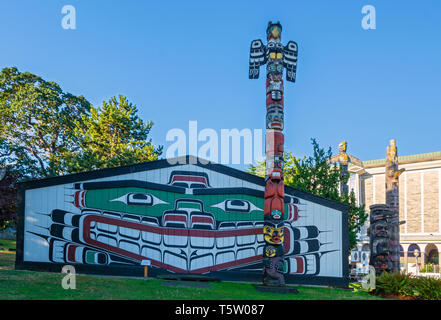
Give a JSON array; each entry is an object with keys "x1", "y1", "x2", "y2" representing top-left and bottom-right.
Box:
[{"x1": 348, "y1": 151, "x2": 441, "y2": 273}]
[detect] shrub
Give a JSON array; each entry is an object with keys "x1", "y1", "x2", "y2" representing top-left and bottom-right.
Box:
[
  {"x1": 375, "y1": 271, "x2": 416, "y2": 297},
  {"x1": 413, "y1": 276, "x2": 441, "y2": 300},
  {"x1": 375, "y1": 271, "x2": 441, "y2": 300}
]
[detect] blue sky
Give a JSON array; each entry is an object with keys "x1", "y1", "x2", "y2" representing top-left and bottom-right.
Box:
[{"x1": 1, "y1": 1, "x2": 440, "y2": 170}]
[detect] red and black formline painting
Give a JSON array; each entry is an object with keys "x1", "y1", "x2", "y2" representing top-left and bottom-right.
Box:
[{"x1": 16, "y1": 156, "x2": 349, "y2": 286}]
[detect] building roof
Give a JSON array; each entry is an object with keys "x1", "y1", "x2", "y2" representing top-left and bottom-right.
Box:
[
  {"x1": 17, "y1": 155, "x2": 349, "y2": 212},
  {"x1": 361, "y1": 151, "x2": 441, "y2": 168}
]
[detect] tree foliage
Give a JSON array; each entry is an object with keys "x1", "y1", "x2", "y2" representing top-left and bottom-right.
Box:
[
  {"x1": 0, "y1": 67, "x2": 91, "y2": 178},
  {"x1": 0, "y1": 169, "x2": 17, "y2": 230},
  {"x1": 0, "y1": 67, "x2": 162, "y2": 178},
  {"x1": 0, "y1": 67, "x2": 162, "y2": 227},
  {"x1": 248, "y1": 138, "x2": 368, "y2": 251},
  {"x1": 66, "y1": 95, "x2": 162, "y2": 173}
]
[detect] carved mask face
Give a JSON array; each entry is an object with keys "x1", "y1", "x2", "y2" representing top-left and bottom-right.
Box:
[
  {"x1": 373, "y1": 223, "x2": 388, "y2": 237},
  {"x1": 266, "y1": 62, "x2": 283, "y2": 75},
  {"x1": 338, "y1": 142, "x2": 347, "y2": 154},
  {"x1": 264, "y1": 223, "x2": 284, "y2": 245},
  {"x1": 270, "y1": 209, "x2": 282, "y2": 220},
  {"x1": 266, "y1": 107, "x2": 284, "y2": 130},
  {"x1": 267, "y1": 77, "x2": 283, "y2": 93},
  {"x1": 264, "y1": 246, "x2": 277, "y2": 258}
]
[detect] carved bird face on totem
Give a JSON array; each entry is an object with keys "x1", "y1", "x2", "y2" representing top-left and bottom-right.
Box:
[{"x1": 266, "y1": 21, "x2": 282, "y2": 40}]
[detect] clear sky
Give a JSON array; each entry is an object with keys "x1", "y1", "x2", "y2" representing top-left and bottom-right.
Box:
[{"x1": 1, "y1": 0, "x2": 440, "y2": 170}]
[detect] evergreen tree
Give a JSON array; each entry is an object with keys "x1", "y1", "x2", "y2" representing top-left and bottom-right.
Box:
[{"x1": 66, "y1": 95, "x2": 162, "y2": 172}]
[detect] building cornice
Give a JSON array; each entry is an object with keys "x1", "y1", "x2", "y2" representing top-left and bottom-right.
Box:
[{"x1": 361, "y1": 151, "x2": 441, "y2": 169}]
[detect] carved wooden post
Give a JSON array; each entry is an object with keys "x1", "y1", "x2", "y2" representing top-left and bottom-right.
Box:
[
  {"x1": 385, "y1": 139, "x2": 403, "y2": 272},
  {"x1": 369, "y1": 139, "x2": 404, "y2": 275},
  {"x1": 249, "y1": 21, "x2": 298, "y2": 286},
  {"x1": 327, "y1": 141, "x2": 363, "y2": 196},
  {"x1": 369, "y1": 204, "x2": 394, "y2": 274}
]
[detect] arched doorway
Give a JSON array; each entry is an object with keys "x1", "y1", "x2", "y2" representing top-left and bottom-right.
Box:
[
  {"x1": 408, "y1": 244, "x2": 420, "y2": 258},
  {"x1": 407, "y1": 244, "x2": 421, "y2": 273},
  {"x1": 425, "y1": 244, "x2": 439, "y2": 273}
]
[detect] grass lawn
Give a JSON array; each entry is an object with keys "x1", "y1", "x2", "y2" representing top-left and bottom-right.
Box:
[
  {"x1": 0, "y1": 240, "x2": 385, "y2": 300},
  {"x1": 0, "y1": 239, "x2": 16, "y2": 251},
  {"x1": 0, "y1": 240, "x2": 16, "y2": 269}
]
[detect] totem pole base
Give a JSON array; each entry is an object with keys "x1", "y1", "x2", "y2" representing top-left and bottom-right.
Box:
[{"x1": 254, "y1": 284, "x2": 299, "y2": 294}]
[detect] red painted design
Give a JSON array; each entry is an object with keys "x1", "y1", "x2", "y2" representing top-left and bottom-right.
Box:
[
  {"x1": 171, "y1": 175, "x2": 207, "y2": 185},
  {"x1": 81, "y1": 214, "x2": 264, "y2": 273},
  {"x1": 67, "y1": 244, "x2": 78, "y2": 262}
]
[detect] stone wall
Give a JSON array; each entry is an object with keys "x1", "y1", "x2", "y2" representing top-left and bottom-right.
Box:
[
  {"x1": 423, "y1": 170, "x2": 439, "y2": 233},
  {"x1": 361, "y1": 168, "x2": 440, "y2": 235},
  {"x1": 406, "y1": 172, "x2": 422, "y2": 233}
]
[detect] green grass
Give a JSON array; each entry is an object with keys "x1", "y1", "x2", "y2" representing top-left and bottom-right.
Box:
[
  {"x1": 0, "y1": 240, "x2": 16, "y2": 269},
  {"x1": 0, "y1": 240, "x2": 384, "y2": 300},
  {"x1": 0, "y1": 253, "x2": 15, "y2": 268},
  {"x1": 0, "y1": 269, "x2": 383, "y2": 300},
  {"x1": 0, "y1": 239, "x2": 16, "y2": 251}
]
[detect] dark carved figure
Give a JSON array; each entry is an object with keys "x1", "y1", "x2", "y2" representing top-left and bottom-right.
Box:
[{"x1": 369, "y1": 204, "x2": 395, "y2": 275}]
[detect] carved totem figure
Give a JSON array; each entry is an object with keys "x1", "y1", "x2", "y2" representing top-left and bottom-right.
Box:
[
  {"x1": 385, "y1": 139, "x2": 404, "y2": 272},
  {"x1": 327, "y1": 141, "x2": 363, "y2": 195},
  {"x1": 249, "y1": 21, "x2": 298, "y2": 286},
  {"x1": 369, "y1": 204, "x2": 393, "y2": 274},
  {"x1": 369, "y1": 140, "x2": 404, "y2": 274}
]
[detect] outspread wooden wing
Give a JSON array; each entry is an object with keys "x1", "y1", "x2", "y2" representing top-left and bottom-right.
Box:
[
  {"x1": 283, "y1": 41, "x2": 298, "y2": 82},
  {"x1": 327, "y1": 154, "x2": 341, "y2": 165},
  {"x1": 249, "y1": 39, "x2": 266, "y2": 79},
  {"x1": 348, "y1": 155, "x2": 364, "y2": 167}
]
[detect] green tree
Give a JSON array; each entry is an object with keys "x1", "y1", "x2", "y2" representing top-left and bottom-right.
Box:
[
  {"x1": 0, "y1": 168, "x2": 17, "y2": 230},
  {"x1": 248, "y1": 138, "x2": 367, "y2": 250},
  {"x1": 66, "y1": 95, "x2": 162, "y2": 173},
  {"x1": 0, "y1": 67, "x2": 91, "y2": 178}
]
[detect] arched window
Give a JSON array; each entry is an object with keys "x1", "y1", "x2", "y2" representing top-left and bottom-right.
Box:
[
  {"x1": 425, "y1": 244, "x2": 439, "y2": 265},
  {"x1": 407, "y1": 244, "x2": 420, "y2": 257}
]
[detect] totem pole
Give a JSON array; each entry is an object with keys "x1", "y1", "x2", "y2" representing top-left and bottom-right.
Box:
[
  {"x1": 369, "y1": 140, "x2": 403, "y2": 274},
  {"x1": 327, "y1": 141, "x2": 363, "y2": 196},
  {"x1": 369, "y1": 204, "x2": 393, "y2": 274},
  {"x1": 385, "y1": 139, "x2": 404, "y2": 272},
  {"x1": 249, "y1": 21, "x2": 298, "y2": 286}
]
